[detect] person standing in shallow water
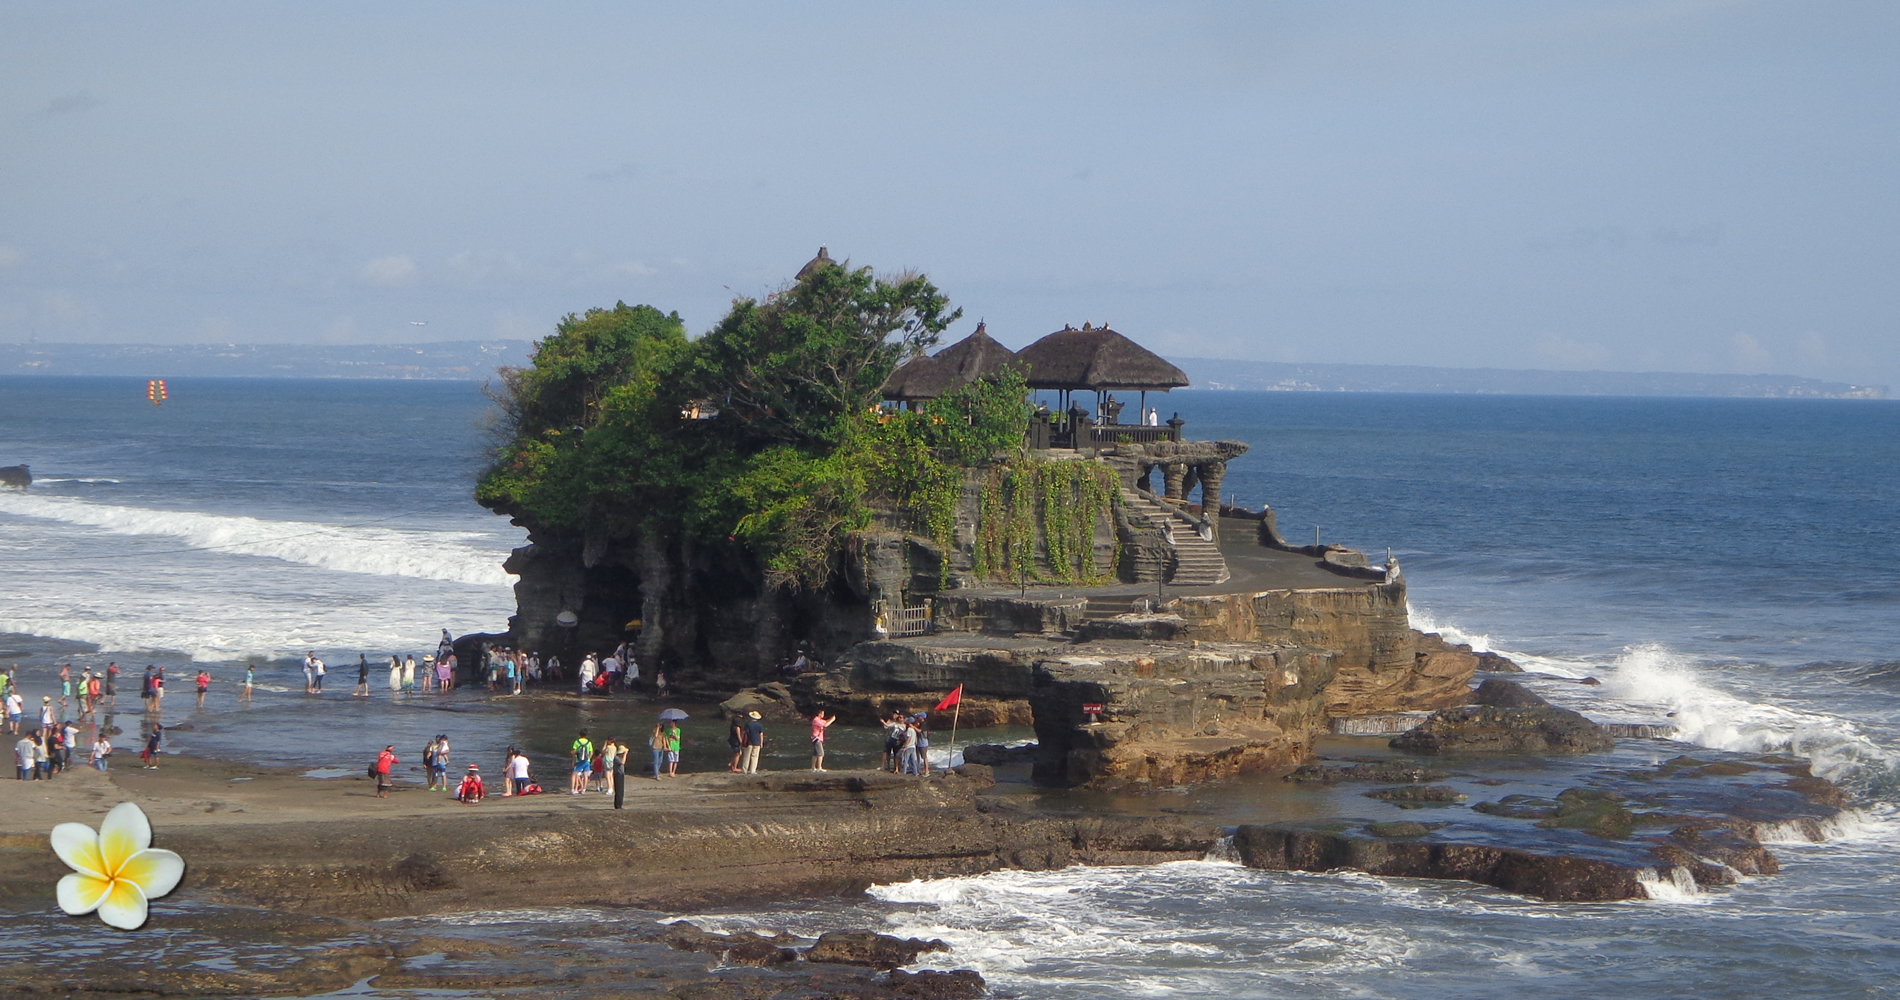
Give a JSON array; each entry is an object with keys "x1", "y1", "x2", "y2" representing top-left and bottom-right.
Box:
[
  {"x1": 195, "y1": 669, "x2": 210, "y2": 708},
  {"x1": 354, "y1": 654, "x2": 369, "y2": 697},
  {"x1": 240, "y1": 664, "x2": 254, "y2": 704}
]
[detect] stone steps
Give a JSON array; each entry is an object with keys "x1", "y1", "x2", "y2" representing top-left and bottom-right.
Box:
[{"x1": 1122, "y1": 489, "x2": 1229, "y2": 586}]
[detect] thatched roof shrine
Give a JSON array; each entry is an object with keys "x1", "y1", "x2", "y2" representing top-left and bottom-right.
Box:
[
  {"x1": 1015, "y1": 323, "x2": 1190, "y2": 391},
  {"x1": 796, "y1": 246, "x2": 837, "y2": 279},
  {"x1": 881, "y1": 322, "x2": 1020, "y2": 402}
]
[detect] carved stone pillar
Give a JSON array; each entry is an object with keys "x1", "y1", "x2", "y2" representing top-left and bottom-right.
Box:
[
  {"x1": 1199, "y1": 460, "x2": 1226, "y2": 511},
  {"x1": 1180, "y1": 465, "x2": 1201, "y2": 503},
  {"x1": 1163, "y1": 463, "x2": 1187, "y2": 501}
]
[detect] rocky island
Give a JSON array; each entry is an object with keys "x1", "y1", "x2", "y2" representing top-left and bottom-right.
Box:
[{"x1": 471, "y1": 248, "x2": 1850, "y2": 903}]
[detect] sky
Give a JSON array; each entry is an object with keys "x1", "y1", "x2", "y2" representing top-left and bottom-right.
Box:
[{"x1": 2, "y1": 1, "x2": 1897, "y2": 387}]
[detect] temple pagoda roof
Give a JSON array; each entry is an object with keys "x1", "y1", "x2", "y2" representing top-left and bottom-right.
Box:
[
  {"x1": 1015, "y1": 323, "x2": 1189, "y2": 391},
  {"x1": 881, "y1": 322, "x2": 1020, "y2": 401}
]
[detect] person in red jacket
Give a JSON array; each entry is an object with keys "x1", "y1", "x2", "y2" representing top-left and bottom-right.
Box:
[
  {"x1": 455, "y1": 764, "x2": 485, "y2": 803},
  {"x1": 374, "y1": 745, "x2": 398, "y2": 798}
]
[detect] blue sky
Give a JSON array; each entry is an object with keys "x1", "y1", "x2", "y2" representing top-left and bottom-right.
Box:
[{"x1": 2, "y1": 2, "x2": 1896, "y2": 386}]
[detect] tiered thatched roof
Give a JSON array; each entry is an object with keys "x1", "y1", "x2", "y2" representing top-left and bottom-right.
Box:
[
  {"x1": 1015, "y1": 323, "x2": 1189, "y2": 391},
  {"x1": 881, "y1": 323, "x2": 1020, "y2": 402}
]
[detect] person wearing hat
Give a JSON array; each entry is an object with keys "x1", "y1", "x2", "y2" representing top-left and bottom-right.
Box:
[
  {"x1": 741, "y1": 711, "x2": 766, "y2": 774},
  {"x1": 455, "y1": 763, "x2": 485, "y2": 803},
  {"x1": 39, "y1": 696, "x2": 55, "y2": 733},
  {"x1": 374, "y1": 744, "x2": 398, "y2": 797}
]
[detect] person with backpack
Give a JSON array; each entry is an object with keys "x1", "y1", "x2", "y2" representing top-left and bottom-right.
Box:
[
  {"x1": 373, "y1": 745, "x2": 398, "y2": 797},
  {"x1": 569, "y1": 730, "x2": 593, "y2": 794}
]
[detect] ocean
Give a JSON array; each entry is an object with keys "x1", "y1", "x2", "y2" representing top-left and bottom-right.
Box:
[{"x1": 4, "y1": 377, "x2": 1899, "y2": 997}]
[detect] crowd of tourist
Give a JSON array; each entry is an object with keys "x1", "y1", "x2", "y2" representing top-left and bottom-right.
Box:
[
  {"x1": 5, "y1": 634, "x2": 963, "y2": 804},
  {"x1": 5, "y1": 662, "x2": 167, "y2": 780}
]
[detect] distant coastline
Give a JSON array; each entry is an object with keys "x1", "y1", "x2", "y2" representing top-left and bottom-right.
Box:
[
  {"x1": 2, "y1": 341, "x2": 1887, "y2": 399},
  {"x1": 1172, "y1": 356, "x2": 1889, "y2": 399}
]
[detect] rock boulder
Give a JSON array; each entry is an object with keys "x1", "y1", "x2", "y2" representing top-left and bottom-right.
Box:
[{"x1": 1391, "y1": 703, "x2": 1614, "y2": 755}]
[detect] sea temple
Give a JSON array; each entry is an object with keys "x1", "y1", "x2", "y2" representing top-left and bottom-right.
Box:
[{"x1": 493, "y1": 248, "x2": 1469, "y2": 793}]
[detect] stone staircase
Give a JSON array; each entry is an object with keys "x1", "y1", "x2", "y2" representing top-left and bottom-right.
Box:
[
  {"x1": 1080, "y1": 594, "x2": 1156, "y2": 621},
  {"x1": 1122, "y1": 489, "x2": 1230, "y2": 586}
]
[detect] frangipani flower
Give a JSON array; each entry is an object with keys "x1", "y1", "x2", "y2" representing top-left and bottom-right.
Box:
[{"x1": 51, "y1": 802, "x2": 184, "y2": 929}]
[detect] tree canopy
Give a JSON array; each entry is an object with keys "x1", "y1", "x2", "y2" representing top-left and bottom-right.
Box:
[{"x1": 478, "y1": 258, "x2": 1027, "y2": 590}]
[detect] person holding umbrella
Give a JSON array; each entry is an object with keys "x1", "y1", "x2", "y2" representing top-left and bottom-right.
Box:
[{"x1": 652, "y1": 709, "x2": 687, "y2": 779}]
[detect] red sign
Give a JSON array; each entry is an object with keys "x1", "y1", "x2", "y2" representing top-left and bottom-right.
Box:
[{"x1": 1082, "y1": 703, "x2": 1103, "y2": 714}]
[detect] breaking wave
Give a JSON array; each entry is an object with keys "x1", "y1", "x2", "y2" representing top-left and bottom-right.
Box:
[
  {"x1": 0, "y1": 492, "x2": 513, "y2": 586},
  {"x1": 1409, "y1": 605, "x2": 1900, "y2": 799}
]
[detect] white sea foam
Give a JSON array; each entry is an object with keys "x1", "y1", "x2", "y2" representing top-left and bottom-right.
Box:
[
  {"x1": 1595, "y1": 643, "x2": 1895, "y2": 786},
  {"x1": 1635, "y1": 866, "x2": 1702, "y2": 903},
  {"x1": 1406, "y1": 606, "x2": 1899, "y2": 792},
  {"x1": 0, "y1": 492, "x2": 514, "y2": 585},
  {"x1": 1406, "y1": 605, "x2": 1495, "y2": 652}
]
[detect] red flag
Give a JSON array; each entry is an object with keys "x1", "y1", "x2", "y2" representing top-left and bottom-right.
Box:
[{"x1": 933, "y1": 685, "x2": 963, "y2": 712}]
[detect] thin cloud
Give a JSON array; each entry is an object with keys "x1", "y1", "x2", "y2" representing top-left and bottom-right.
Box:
[
  {"x1": 1535, "y1": 332, "x2": 1612, "y2": 368},
  {"x1": 586, "y1": 163, "x2": 642, "y2": 181},
  {"x1": 359, "y1": 256, "x2": 419, "y2": 287},
  {"x1": 44, "y1": 92, "x2": 101, "y2": 115},
  {"x1": 1731, "y1": 333, "x2": 1772, "y2": 372}
]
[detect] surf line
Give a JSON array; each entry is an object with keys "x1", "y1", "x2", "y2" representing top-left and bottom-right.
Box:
[{"x1": 3, "y1": 496, "x2": 491, "y2": 562}]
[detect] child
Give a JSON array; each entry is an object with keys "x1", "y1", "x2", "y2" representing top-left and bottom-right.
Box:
[{"x1": 455, "y1": 764, "x2": 485, "y2": 803}]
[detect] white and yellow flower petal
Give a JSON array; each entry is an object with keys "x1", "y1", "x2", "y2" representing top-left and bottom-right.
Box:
[
  {"x1": 98, "y1": 802, "x2": 152, "y2": 863},
  {"x1": 50, "y1": 822, "x2": 106, "y2": 879},
  {"x1": 94, "y1": 877, "x2": 149, "y2": 930},
  {"x1": 56, "y1": 871, "x2": 113, "y2": 916},
  {"x1": 117, "y1": 848, "x2": 184, "y2": 900}
]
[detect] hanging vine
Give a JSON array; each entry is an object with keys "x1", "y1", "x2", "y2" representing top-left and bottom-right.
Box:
[{"x1": 973, "y1": 457, "x2": 1120, "y2": 586}]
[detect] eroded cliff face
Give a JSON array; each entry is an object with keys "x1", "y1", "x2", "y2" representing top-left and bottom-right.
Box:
[
  {"x1": 502, "y1": 521, "x2": 883, "y2": 688},
  {"x1": 1166, "y1": 580, "x2": 1471, "y2": 715}
]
